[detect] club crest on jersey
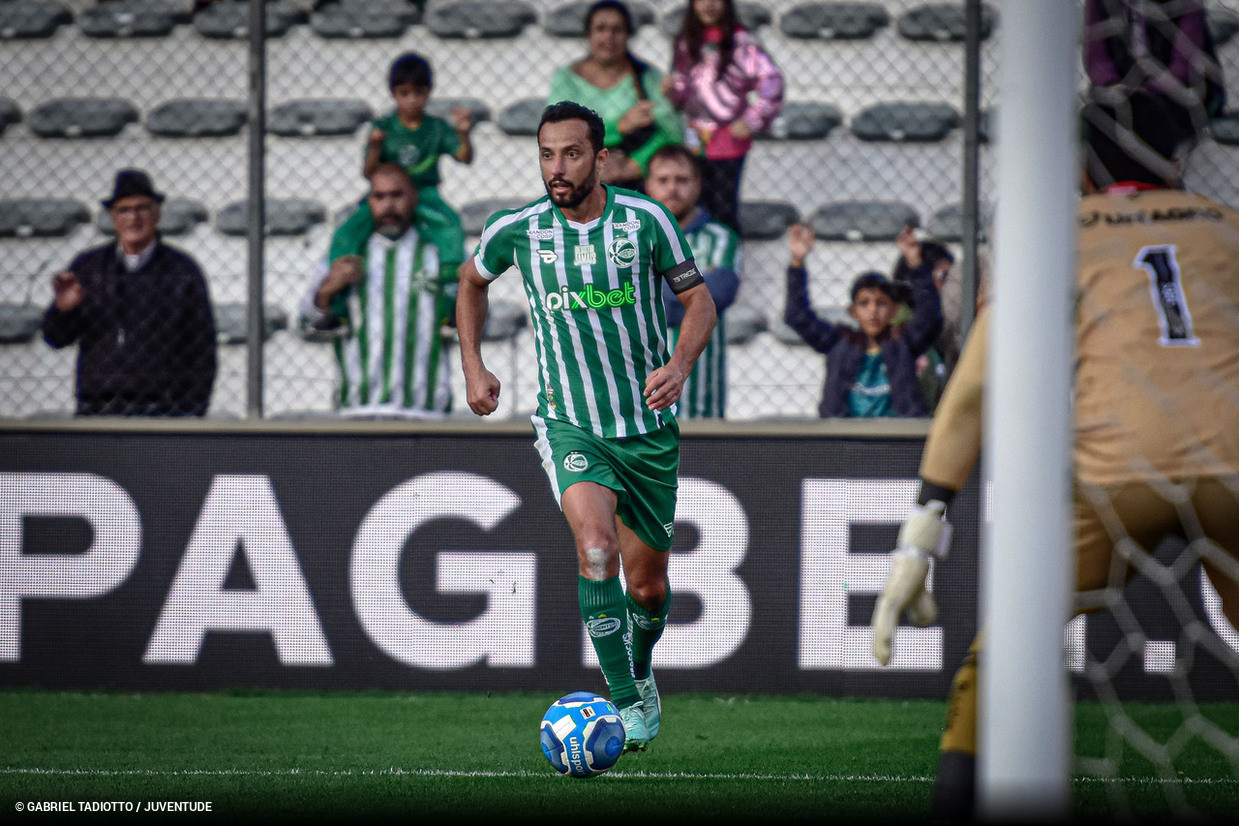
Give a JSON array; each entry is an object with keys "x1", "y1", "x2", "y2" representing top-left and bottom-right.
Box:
[
  {"x1": 573, "y1": 245, "x2": 596, "y2": 266},
  {"x1": 537, "y1": 249, "x2": 558, "y2": 263},
  {"x1": 564, "y1": 451, "x2": 589, "y2": 472},
  {"x1": 606, "y1": 238, "x2": 638, "y2": 267}
]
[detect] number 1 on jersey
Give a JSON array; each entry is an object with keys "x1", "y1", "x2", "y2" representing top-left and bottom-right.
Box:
[{"x1": 1134, "y1": 245, "x2": 1201, "y2": 347}]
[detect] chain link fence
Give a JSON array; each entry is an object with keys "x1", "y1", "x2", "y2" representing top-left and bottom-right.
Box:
[{"x1": 1, "y1": 0, "x2": 1237, "y2": 420}]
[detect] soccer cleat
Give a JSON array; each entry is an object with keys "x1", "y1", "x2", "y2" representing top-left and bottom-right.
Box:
[
  {"x1": 618, "y1": 701, "x2": 649, "y2": 752},
  {"x1": 635, "y1": 672, "x2": 661, "y2": 740}
]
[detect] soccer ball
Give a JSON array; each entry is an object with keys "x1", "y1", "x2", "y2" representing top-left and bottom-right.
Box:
[{"x1": 539, "y1": 691, "x2": 625, "y2": 778}]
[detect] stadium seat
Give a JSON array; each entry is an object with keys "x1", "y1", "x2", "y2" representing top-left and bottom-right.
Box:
[
  {"x1": 659, "y1": 2, "x2": 770, "y2": 37},
  {"x1": 738, "y1": 201, "x2": 800, "y2": 240},
  {"x1": 192, "y1": 0, "x2": 305, "y2": 39},
  {"x1": 778, "y1": 2, "x2": 889, "y2": 41},
  {"x1": 926, "y1": 201, "x2": 990, "y2": 243},
  {"x1": 460, "y1": 198, "x2": 529, "y2": 236},
  {"x1": 213, "y1": 302, "x2": 289, "y2": 345},
  {"x1": 759, "y1": 102, "x2": 843, "y2": 141},
  {"x1": 0, "y1": 304, "x2": 44, "y2": 345},
  {"x1": 0, "y1": 199, "x2": 90, "y2": 237},
  {"x1": 0, "y1": 1, "x2": 72, "y2": 40},
  {"x1": 1211, "y1": 111, "x2": 1239, "y2": 146},
  {"x1": 77, "y1": 1, "x2": 180, "y2": 38},
  {"x1": 28, "y1": 98, "x2": 140, "y2": 138},
  {"x1": 424, "y1": 0, "x2": 536, "y2": 39},
  {"x1": 424, "y1": 97, "x2": 491, "y2": 126},
  {"x1": 1207, "y1": 7, "x2": 1239, "y2": 46},
  {"x1": 896, "y1": 3, "x2": 996, "y2": 42},
  {"x1": 216, "y1": 199, "x2": 327, "y2": 237},
  {"x1": 309, "y1": 1, "x2": 410, "y2": 38},
  {"x1": 497, "y1": 98, "x2": 545, "y2": 136},
  {"x1": 768, "y1": 305, "x2": 850, "y2": 346},
  {"x1": 0, "y1": 98, "x2": 21, "y2": 135},
  {"x1": 268, "y1": 100, "x2": 373, "y2": 137},
  {"x1": 543, "y1": 0, "x2": 655, "y2": 37},
  {"x1": 850, "y1": 102, "x2": 959, "y2": 142},
  {"x1": 146, "y1": 99, "x2": 247, "y2": 138},
  {"x1": 725, "y1": 304, "x2": 766, "y2": 345},
  {"x1": 97, "y1": 198, "x2": 209, "y2": 237},
  {"x1": 810, "y1": 201, "x2": 919, "y2": 242},
  {"x1": 326, "y1": 0, "x2": 422, "y2": 24}
]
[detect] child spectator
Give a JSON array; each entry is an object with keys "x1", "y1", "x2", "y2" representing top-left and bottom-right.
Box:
[
  {"x1": 333, "y1": 52, "x2": 474, "y2": 281},
  {"x1": 664, "y1": 0, "x2": 784, "y2": 233},
  {"x1": 785, "y1": 223, "x2": 943, "y2": 418},
  {"x1": 890, "y1": 236, "x2": 957, "y2": 411}
]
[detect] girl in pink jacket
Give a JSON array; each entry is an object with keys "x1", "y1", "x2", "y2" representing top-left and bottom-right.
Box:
[{"x1": 665, "y1": 0, "x2": 784, "y2": 233}]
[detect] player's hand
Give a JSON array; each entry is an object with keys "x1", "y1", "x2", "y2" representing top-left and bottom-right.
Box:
[
  {"x1": 451, "y1": 105, "x2": 473, "y2": 134},
  {"x1": 643, "y1": 361, "x2": 688, "y2": 411},
  {"x1": 871, "y1": 501, "x2": 948, "y2": 666},
  {"x1": 787, "y1": 223, "x2": 814, "y2": 268},
  {"x1": 896, "y1": 224, "x2": 922, "y2": 268},
  {"x1": 619, "y1": 101, "x2": 655, "y2": 134},
  {"x1": 52, "y1": 270, "x2": 83, "y2": 311},
  {"x1": 465, "y1": 367, "x2": 501, "y2": 416}
]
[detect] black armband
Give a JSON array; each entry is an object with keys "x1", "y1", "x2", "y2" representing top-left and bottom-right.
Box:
[{"x1": 662, "y1": 259, "x2": 704, "y2": 294}]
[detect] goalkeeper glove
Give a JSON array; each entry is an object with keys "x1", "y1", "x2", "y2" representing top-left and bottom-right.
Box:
[{"x1": 871, "y1": 500, "x2": 951, "y2": 666}]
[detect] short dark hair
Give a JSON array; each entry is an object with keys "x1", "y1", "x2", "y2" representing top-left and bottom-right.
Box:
[
  {"x1": 647, "y1": 144, "x2": 701, "y2": 177},
  {"x1": 850, "y1": 271, "x2": 900, "y2": 305},
  {"x1": 1082, "y1": 89, "x2": 1181, "y2": 187},
  {"x1": 585, "y1": 0, "x2": 633, "y2": 35},
  {"x1": 892, "y1": 240, "x2": 954, "y2": 284},
  {"x1": 389, "y1": 52, "x2": 432, "y2": 90},
  {"x1": 539, "y1": 101, "x2": 606, "y2": 154}
]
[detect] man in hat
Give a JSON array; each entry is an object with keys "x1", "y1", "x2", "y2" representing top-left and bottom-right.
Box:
[{"x1": 42, "y1": 169, "x2": 218, "y2": 416}]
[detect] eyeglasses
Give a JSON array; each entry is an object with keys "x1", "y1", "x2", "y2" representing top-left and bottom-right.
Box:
[{"x1": 111, "y1": 204, "x2": 156, "y2": 217}]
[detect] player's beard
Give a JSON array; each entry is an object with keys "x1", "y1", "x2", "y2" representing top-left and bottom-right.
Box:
[{"x1": 545, "y1": 167, "x2": 597, "y2": 210}]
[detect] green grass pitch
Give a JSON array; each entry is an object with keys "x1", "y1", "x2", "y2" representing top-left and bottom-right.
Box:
[{"x1": 1, "y1": 690, "x2": 1236, "y2": 823}]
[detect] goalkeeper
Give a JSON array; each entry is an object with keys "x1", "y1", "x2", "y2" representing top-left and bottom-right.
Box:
[{"x1": 870, "y1": 89, "x2": 1239, "y2": 820}]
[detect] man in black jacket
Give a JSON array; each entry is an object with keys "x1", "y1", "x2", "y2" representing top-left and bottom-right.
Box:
[{"x1": 42, "y1": 169, "x2": 217, "y2": 416}]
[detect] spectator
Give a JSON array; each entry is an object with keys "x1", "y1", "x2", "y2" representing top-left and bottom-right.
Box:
[
  {"x1": 890, "y1": 235, "x2": 956, "y2": 410},
  {"x1": 546, "y1": 0, "x2": 682, "y2": 192},
  {"x1": 785, "y1": 223, "x2": 943, "y2": 418},
  {"x1": 300, "y1": 164, "x2": 457, "y2": 419},
  {"x1": 645, "y1": 144, "x2": 740, "y2": 418},
  {"x1": 663, "y1": 0, "x2": 784, "y2": 233},
  {"x1": 1084, "y1": 0, "x2": 1225, "y2": 153},
  {"x1": 41, "y1": 169, "x2": 217, "y2": 417},
  {"x1": 335, "y1": 51, "x2": 474, "y2": 283}
]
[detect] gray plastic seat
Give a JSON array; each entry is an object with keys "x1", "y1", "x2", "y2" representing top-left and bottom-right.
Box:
[
  {"x1": 779, "y1": 2, "x2": 889, "y2": 40},
  {"x1": 0, "y1": 1, "x2": 72, "y2": 39},
  {"x1": 897, "y1": 3, "x2": 996, "y2": 42},
  {"x1": 0, "y1": 304, "x2": 43, "y2": 344},
  {"x1": 659, "y1": 2, "x2": 770, "y2": 37},
  {"x1": 724, "y1": 304, "x2": 766, "y2": 345},
  {"x1": 213, "y1": 302, "x2": 289, "y2": 345},
  {"x1": 424, "y1": 98, "x2": 491, "y2": 127},
  {"x1": 497, "y1": 98, "x2": 545, "y2": 136},
  {"x1": 310, "y1": 1, "x2": 410, "y2": 38},
  {"x1": 268, "y1": 100, "x2": 373, "y2": 137},
  {"x1": 544, "y1": 0, "x2": 655, "y2": 37},
  {"x1": 0, "y1": 199, "x2": 90, "y2": 237},
  {"x1": 28, "y1": 98, "x2": 140, "y2": 138},
  {"x1": 738, "y1": 201, "x2": 800, "y2": 240},
  {"x1": 759, "y1": 102, "x2": 843, "y2": 141},
  {"x1": 425, "y1": 0, "x2": 537, "y2": 39},
  {"x1": 78, "y1": 1, "x2": 180, "y2": 38},
  {"x1": 460, "y1": 198, "x2": 530, "y2": 237},
  {"x1": 851, "y1": 102, "x2": 959, "y2": 142},
  {"x1": 1209, "y1": 8, "x2": 1239, "y2": 46},
  {"x1": 1210, "y1": 111, "x2": 1239, "y2": 145},
  {"x1": 193, "y1": 0, "x2": 305, "y2": 39},
  {"x1": 810, "y1": 201, "x2": 919, "y2": 242},
  {"x1": 216, "y1": 199, "x2": 327, "y2": 237},
  {"x1": 0, "y1": 98, "x2": 22, "y2": 135},
  {"x1": 146, "y1": 99, "x2": 247, "y2": 138},
  {"x1": 926, "y1": 201, "x2": 991, "y2": 243},
  {"x1": 98, "y1": 199, "x2": 208, "y2": 237}
]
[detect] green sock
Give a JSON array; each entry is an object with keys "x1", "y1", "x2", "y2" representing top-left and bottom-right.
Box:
[
  {"x1": 579, "y1": 576, "x2": 638, "y2": 708},
  {"x1": 627, "y1": 591, "x2": 669, "y2": 681}
]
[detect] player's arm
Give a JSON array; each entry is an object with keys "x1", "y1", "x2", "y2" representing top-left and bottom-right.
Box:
[
  {"x1": 456, "y1": 255, "x2": 500, "y2": 416},
  {"x1": 647, "y1": 264, "x2": 715, "y2": 411},
  {"x1": 871, "y1": 306, "x2": 989, "y2": 665},
  {"x1": 450, "y1": 105, "x2": 474, "y2": 165}
]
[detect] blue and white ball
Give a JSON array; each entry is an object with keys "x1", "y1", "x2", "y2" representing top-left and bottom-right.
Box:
[{"x1": 539, "y1": 691, "x2": 625, "y2": 778}]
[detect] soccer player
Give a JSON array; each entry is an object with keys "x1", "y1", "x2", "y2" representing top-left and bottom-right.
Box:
[
  {"x1": 870, "y1": 90, "x2": 1239, "y2": 819},
  {"x1": 644, "y1": 143, "x2": 741, "y2": 418},
  {"x1": 456, "y1": 101, "x2": 717, "y2": 752}
]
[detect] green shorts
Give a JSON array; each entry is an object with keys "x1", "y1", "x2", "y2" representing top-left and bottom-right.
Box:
[{"x1": 532, "y1": 415, "x2": 680, "y2": 552}]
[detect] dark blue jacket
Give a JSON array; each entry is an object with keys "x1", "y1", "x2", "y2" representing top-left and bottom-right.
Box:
[
  {"x1": 784, "y1": 260, "x2": 942, "y2": 418},
  {"x1": 42, "y1": 240, "x2": 217, "y2": 416}
]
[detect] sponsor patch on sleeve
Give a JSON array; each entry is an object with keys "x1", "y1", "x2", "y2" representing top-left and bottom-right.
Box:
[{"x1": 662, "y1": 259, "x2": 704, "y2": 294}]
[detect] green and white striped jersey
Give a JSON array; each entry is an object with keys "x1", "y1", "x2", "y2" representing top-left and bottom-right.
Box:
[
  {"x1": 474, "y1": 186, "x2": 701, "y2": 439},
  {"x1": 302, "y1": 227, "x2": 455, "y2": 417},
  {"x1": 672, "y1": 216, "x2": 741, "y2": 419}
]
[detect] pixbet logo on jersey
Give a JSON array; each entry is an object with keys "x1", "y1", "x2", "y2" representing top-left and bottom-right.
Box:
[{"x1": 543, "y1": 283, "x2": 636, "y2": 312}]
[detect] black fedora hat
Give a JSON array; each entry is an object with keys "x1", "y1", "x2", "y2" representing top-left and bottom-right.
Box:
[{"x1": 101, "y1": 169, "x2": 165, "y2": 209}]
